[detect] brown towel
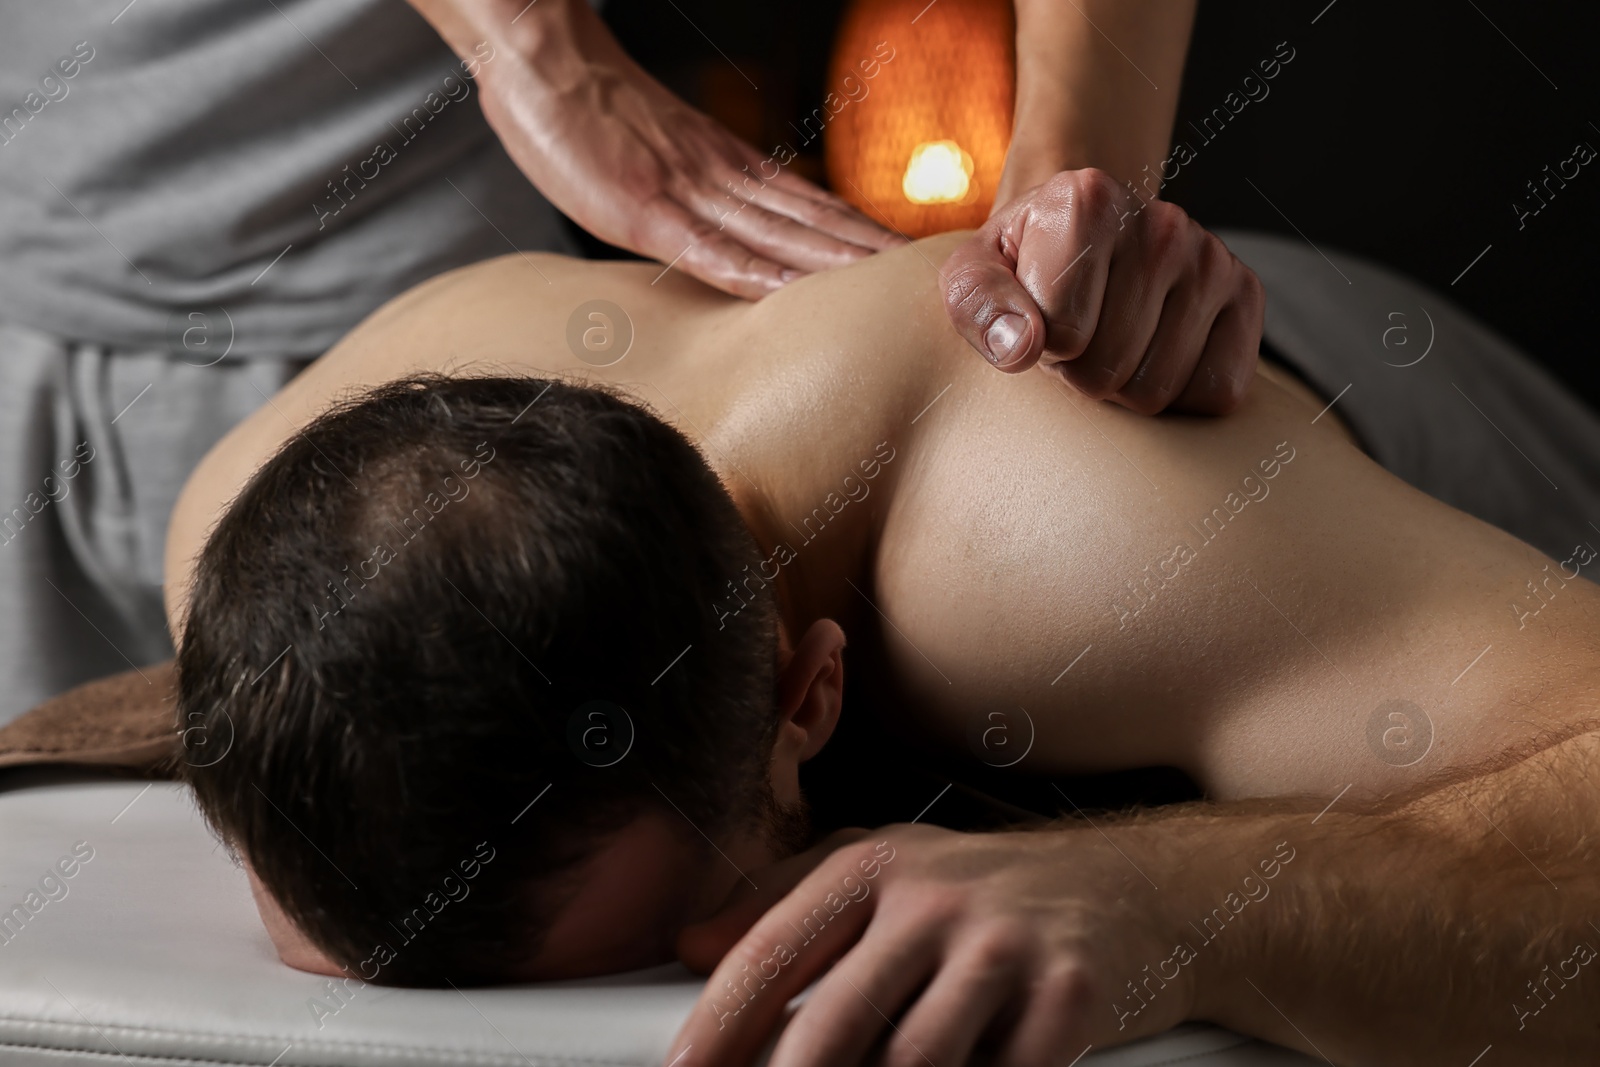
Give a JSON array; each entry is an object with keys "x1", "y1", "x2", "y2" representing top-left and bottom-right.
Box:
[{"x1": 0, "y1": 662, "x2": 179, "y2": 777}]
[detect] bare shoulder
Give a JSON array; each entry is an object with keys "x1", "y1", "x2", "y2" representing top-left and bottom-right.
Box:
[
  {"x1": 323, "y1": 253, "x2": 667, "y2": 369},
  {"x1": 162, "y1": 252, "x2": 746, "y2": 635}
]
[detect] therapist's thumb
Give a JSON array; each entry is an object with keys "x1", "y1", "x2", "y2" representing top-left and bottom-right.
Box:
[{"x1": 942, "y1": 227, "x2": 1046, "y2": 372}]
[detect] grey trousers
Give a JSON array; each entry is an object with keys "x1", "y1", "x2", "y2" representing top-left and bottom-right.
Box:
[{"x1": 0, "y1": 319, "x2": 307, "y2": 726}]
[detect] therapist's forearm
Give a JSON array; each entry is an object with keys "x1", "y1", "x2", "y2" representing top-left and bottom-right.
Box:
[
  {"x1": 404, "y1": 0, "x2": 604, "y2": 86},
  {"x1": 998, "y1": 0, "x2": 1195, "y2": 205},
  {"x1": 1182, "y1": 725, "x2": 1600, "y2": 1064},
  {"x1": 405, "y1": 0, "x2": 534, "y2": 58}
]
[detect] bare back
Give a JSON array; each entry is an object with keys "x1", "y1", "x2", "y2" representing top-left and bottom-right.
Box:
[{"x1": 167, "y1": 235, "x2": 1600, "y2": 806}]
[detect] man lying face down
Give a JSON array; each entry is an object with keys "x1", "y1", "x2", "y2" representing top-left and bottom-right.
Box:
[
  {"x1": 180, "y1": 377, "x2": 833, "y2": 985},
  {"x1": 168, "y1": 178, "x2": 1600, "y2": 1058},
  {"x1": 172, "y1": 172, "x2": 1301, "y2": 989}
]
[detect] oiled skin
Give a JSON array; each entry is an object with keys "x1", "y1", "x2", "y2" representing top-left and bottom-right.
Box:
[{"x1": 165, "y1": 234, "x2": 1600, "y2": 806}]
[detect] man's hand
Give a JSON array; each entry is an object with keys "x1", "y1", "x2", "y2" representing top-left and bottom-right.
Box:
[
  {"x1": 942, "y1": 169, "x2": 1264, "y2": 415},
  {"x1": 414, "y1": 0, "x2": 900, "y2": 300},
  {"x1": 667, "y1": 823, "x2": 1192, "y2": 1067}
]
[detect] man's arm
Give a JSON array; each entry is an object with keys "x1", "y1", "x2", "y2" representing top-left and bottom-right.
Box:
[
  {"x1": 668, "y1": 723, "x2": 1600, "y2": 1066},
  {"x1": 998, "y1": 0, "x2": 1197, "y2": 204},
  {"x1": 1192, "y1": 722, "x2": 1600, "y2": 1063},
  {"x1": 403, "y1": 0, "x2": 900, "y2": 299}
]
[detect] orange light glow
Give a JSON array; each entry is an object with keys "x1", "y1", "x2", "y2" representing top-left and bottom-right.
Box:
[
  {"x1": 825, "y1": 0, "x2": 1015, "y2": 236},
  {"x1": 902, "y1": 140, "x2": 976, "y2": 204}
]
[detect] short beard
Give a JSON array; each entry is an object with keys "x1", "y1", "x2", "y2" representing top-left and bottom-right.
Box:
[{"x1": 760, "y1": 785, "x2": 815, "y2": 858}]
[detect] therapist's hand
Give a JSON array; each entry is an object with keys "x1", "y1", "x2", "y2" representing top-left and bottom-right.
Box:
[
  {"x1": 467, "y1": 0, "x2": 899, "y2": 300},
  {"x1": 942, "y1": 169, "x2": 1264, "y2": 415},
  {"x1": 666, "y1": 823, "x2": 1193, "y2": 1067}
]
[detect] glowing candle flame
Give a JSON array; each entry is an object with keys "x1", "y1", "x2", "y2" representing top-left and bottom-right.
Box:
[{"x1": 901, "y1": 140, "x2": 974, "y2": 204}]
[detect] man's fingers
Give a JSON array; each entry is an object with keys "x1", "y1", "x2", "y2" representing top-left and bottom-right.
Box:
[
  {"x1": 942, "y1": 169, "x2": 1264, "y2": 418},
  {"x1": 765, "y1": 916, "x2": 944, "y2": 1067},
  {"x1": 991, "y1": 964, "x2": 1097, "y2": 1067},
  {"x1": 1111, "y1": 278, "x2": 1222, "y2": 416},
  {"x1": 634, "y1": 196, "x2": 798, "y2": 300},
  {"x1": 1025, "y1": 238, "x2": 1113, "y2": 367},
  {"x1": 883, "y1": 933, "x2": 1027, "y2": 1067},
  {"x1": 667, "y1": 840, "x2": 885, "y2": 1067},
  {"x1": 657, "y1": 165, "x2": 896, "y2": 292},
  {"x1": 1010, "y1": 180, "x2": 1118, "y2": 364},
  {"x1": 711, "y1": 191, "x2": 886, "y2": 274},
  {"x1": 750, "y1": 171, "x2": 906, "y2": 252},
  {"x1": 676, "y1": 829, "x2": 871, "y2": 974},
  {"x1": 1051, "y1": 247, "x2": 1171, "y2": 401},
  {"x1": 1171, "y1": 291, "x2": 1260, "y2": 414},
  {"x1": 942, "y1": 225, "x2": 1047, "y2": 372},
  {"x1": 675, "y1": 882, "x2": 791, "y2": 976},
  {"x1": 671, "y1": 893, "x2": 873, "y2": 1067}
]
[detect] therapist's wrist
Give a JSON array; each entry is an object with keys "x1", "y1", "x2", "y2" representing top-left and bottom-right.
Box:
[{"x1": 994, "y1": 126, "x2": 1165, "y2": 213}]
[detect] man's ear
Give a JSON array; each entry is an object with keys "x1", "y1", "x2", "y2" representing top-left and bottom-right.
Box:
[
  {"x1": 772, "y1": 618, "x2": 846, "y2": 774},
  {"x1": 243, "y1": 860, "x2": 344, "y2": 977}
]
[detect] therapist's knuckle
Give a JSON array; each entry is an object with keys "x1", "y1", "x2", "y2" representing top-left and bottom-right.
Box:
[
  {"x1": 1197, "y1": 229, "x2": 1232, "y2": 280},
  {"x1": 1071, "y1": 167, "x2": 1115, "y2": 202},
  {"x1": 1140, "y1": 202, "x2": 1188, "y2": 265},
  {"x1": 1117, "y1": 379, "x2": 1172, "y2": 417},
  {"x1": 943, "y1": 264, "x2": 1001, "y2": 317},
  {"x1": 1220, "y1": 363, "x2": 1254, "y2": 412},
  {"x1": 1042, "y1": 315, "x2": 1093, "y2": 359},
  {"x1": 1040, "y1": 168, "x2": 1084, "y2": 203},
  {"x1": 1197, "y1": 355, "x2": 1251, "y2": 415},
  {"x1": 1062, "y1": 360, "x2": 1123, "y2": 402},
  {"x1": 1068, "y1": 169, "x2": 1119, "y2": 227},
  {"x1": 786, "y1": 199, "x2": 838, "y2": 235},
  {"x1": 737, "y1": 246, "x2": 775, "y2": 282},
  {"x1": 1237, "y1": 263, "x2": 1266, "y2": 318}
]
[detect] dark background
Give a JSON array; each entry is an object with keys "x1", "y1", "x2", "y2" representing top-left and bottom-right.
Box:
[{"x1": 593, "y1": 0, "x2": 1600, "y2": 412}]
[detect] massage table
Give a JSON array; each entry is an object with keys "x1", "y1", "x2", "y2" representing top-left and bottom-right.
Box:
[{"x1": 0, "y1": 770, "x2": 1321, "y2": 1066}]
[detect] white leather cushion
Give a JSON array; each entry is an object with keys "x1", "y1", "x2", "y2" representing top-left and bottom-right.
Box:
[{"x1": 0, "y1": 777, "x2": 1320, "y2": 1066}]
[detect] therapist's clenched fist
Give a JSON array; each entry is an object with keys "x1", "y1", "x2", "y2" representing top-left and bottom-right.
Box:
[
  {"x1": 943, "y1": 169, "x2": 1264, "y2": 415},
  {"x1": 666, "y1": 823, "x2": 1194, "y2": 1067}
]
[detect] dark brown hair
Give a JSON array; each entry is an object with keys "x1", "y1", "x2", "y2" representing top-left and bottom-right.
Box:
[{"x1": 178, "y1": 375, "x2": 779, "y2": 984}]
